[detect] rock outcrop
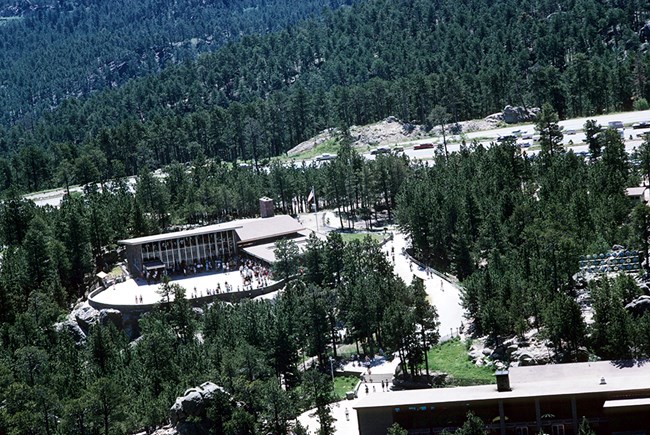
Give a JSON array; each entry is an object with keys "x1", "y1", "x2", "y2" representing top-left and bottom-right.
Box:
[
  {"x1": 467, "y1": 330, "x2": 556, "y2": 368},
  {"x1": 99, "y1": 308, "x2": 123, "y2": 329},
  {"x1": 170, "y1": 382, "x2": 232, "y2": 432},
  {"x1": 54, "y1": 319, "x2": 87, "y2": 344},
  {"x1": 53, "y1": 302, "x2": 126, "y2": 344},
  {"x1": 485, "y1": 105, "x2": 540, "y2": 125},
  {"x1": 502, "y1": 105, "x2": 540, "y2": 124},
  {"x1": 74, "y1": 304, "x2": 100, "y2": 331}
]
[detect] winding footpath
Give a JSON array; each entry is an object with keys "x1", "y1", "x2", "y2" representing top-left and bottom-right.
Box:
[{"x1": 296, "y1": 212, "x2": 466, "y2": 434}]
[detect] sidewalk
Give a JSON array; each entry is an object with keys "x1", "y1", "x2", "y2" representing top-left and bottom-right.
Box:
[
  {"x1": 382, "y1": 229, "x2": 466, "y2": 339},
  {"x1": 297, "y1": 357, "x2": 400, "y2": 434}
]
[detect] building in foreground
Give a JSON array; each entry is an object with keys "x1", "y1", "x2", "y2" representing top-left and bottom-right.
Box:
[
  {"x1": 119, "y1": 214, "x2": 307, "y2": 277},
  {"x1": 355, "y1": 360, "x2": 650, "y2": 435}
]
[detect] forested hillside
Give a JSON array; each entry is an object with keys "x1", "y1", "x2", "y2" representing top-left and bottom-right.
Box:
[
  {"x1": 2, "y1": 122, "x2": 650, "y2": 432},
  {"x1": 0, "y1": 0, "x2": 358, "y2": 126},
  {"x1": 1, "y1": 0, "x2": 649, "y2": 195}
]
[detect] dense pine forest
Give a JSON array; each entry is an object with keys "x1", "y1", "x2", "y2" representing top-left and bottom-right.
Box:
[
  {"x1": 0, "y1": 0, "x2": 359, "y2": 126},
  {"x1": 0, "y1": 0, "x2": 649, "y2": 194},
  {"x1": 2, "y1": 122, "x2": 650, "y2": 432},
  {"x1": 3, "y1": 0, "x2": 650, "y2": 433}
]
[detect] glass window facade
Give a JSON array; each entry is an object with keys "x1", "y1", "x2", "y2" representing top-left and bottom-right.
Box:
[{"x1": 138, "y1": 230, "x2": 237, "y2": 273}]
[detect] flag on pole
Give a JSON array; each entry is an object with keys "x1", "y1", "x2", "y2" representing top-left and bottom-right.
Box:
[{"x1": 307, "y1": 187, "x2": 315, "y2": 204}]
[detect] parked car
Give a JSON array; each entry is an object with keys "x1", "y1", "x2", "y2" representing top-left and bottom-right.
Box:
[
  {"x1": 316, "y1": 153, "x2": 336, "y2": 161},
  {"x1": 392, "y1": 146, "x2": 404, "y2": 153},
  {"x1": 497, "y1": 135, "x2": 517, "y2": 142},
  {"x1": 370, "y1": 147, "x2": 391, "y2": 155},
  {"x1": 413, "y1": 143, "x2": 434, "y2": 150},
  {"x1": 633, "y1": 121, "x2": 650, "y2": 129},
  {"x1": 608, "y1": 120, "x2": 624, "y2": 130}
]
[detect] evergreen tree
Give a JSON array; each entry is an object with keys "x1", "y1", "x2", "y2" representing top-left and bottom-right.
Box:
[{"x1": 536, "y1": 103, "x2": 564, "y2": 158}]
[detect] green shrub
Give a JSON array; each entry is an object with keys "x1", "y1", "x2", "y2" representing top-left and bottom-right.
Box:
[{"x1": 633, "y1": 98, "x2": 649, "y2": 111}]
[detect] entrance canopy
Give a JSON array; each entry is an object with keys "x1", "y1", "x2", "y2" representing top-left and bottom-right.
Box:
[{"x1": 143, "y1": 260, "x2": 166, "y2": 271}]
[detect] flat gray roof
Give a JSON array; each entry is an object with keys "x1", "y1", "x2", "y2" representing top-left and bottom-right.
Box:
[
  {"x1": 354, "y1": 360, "x2": 650, "y2": 410},
  {"x1": 235, "y1": 215, "x2": 305, "y2": 244},
  {"x1": 242, "y1": 234, "x2": 310, "y2": 264},
  {"x1": 118, "y1": 215, "x2": 304, "y2": 246},
  {"x1": 118, "y1": 221, "x2": 243, "y2": 245},
  {"x1": 625, "y1": 186, "x2": 646, "y2": 197}
]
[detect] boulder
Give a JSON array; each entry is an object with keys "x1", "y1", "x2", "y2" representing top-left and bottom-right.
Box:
[
  {"x1": 502, "y1": 105, "x2": 540, "y2": 124},
  {"x1": 481, "y1": 347, "x2": 493, "y2": 356},
  {"x1": 99, "y1": 309, "x2": 123, "y2": 329},
  {"x1": 511, "y1": 341, "x2": 552, "y2": 366},
  {"x1": 625, "y1": 295, "x2": 650, "y2": 316},
  {"x1": 54, "y1": 320, "x2": 87, "y2": 344},
  {"x1": 170, "y1": 382, "x2": 229, "y2": 426},
  {"x1": 73, "y1": 304, "x2": 100, "y2": 331},
  {"x1": 468, "y1": 349, "x2": 483, "y2": 361},
  {"x1": 516, "y1": 352, "x2": 536, "y2": 366},
  {"x1": 485, "y1": 112, "x2": 504, "y2": 123}
]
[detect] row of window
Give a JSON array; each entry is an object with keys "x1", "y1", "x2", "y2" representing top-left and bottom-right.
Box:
[{"x1": 141, "y1": 231, "x2": 237, "y2": 268}]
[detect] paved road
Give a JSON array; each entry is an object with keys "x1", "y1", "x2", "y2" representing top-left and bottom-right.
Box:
[{"x1": 23, "y1": 110, "x2": 650, "y2": 207}]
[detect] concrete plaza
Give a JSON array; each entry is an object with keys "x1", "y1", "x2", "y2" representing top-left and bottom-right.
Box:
[
  {"x1": 298, "y1": 357, "x2": 401, "y2": 434},
  {"x1": 91, "y1": 269, "x2": 275, "y2": 306}
]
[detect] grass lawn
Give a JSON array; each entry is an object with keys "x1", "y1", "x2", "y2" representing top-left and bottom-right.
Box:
[
  {"x1": 336, "y1": 343, "x2": 359, "y2": 359},
  {"x1": 333, "y1": 375, "x2": 359, "y2": 400},
  {"x1": 339, "y1": 232, "x2": 385, "y2": 243},
  {"x1": 109, "y1": 265, "x2": 123, "y2": 278},
  {"x1": 424, "y1": 338, "x2": 495, "y2": 386}
]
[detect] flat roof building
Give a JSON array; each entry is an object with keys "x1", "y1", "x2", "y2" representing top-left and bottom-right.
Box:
[
  {"x1": 119, "y1": 215, "x2": 306, "y2": 277},
  {"x1": 354, "y1": 360, "x2": 650, "y2": 435}
]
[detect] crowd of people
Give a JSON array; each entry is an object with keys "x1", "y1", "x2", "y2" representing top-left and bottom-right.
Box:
[
  {"x1": 177, "y1": 256, "x2": 273, "y2": 299},
  {"x1": 134, "y1": 255, "x2": 274, "y2": 304},
  {"x1": 239, "y1": 259, "x2": 272, "y2": 290}
]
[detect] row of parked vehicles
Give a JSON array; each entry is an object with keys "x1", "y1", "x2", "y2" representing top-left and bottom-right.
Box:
[{"x1": 314, "y1": 119, "x2": 650, "y2": 162}]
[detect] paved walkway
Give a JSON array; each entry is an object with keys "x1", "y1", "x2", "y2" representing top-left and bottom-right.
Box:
[
  {"x1": 299, "y1": 209, "x2": 466, "y2": 340},
  {"x1": 383, "y1": 230, "x2": 466, "y2": 340},
  {"x1": 296, "y1": 212, "x2": 467, "y2": 434},
  {"x1": 297, "y1": 357, "x2": 401, "y2": 434}
]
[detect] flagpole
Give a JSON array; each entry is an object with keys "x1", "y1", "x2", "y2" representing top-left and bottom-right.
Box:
[{"x1": 313, "y1": 185, "x2": 319, "y2": 232}]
